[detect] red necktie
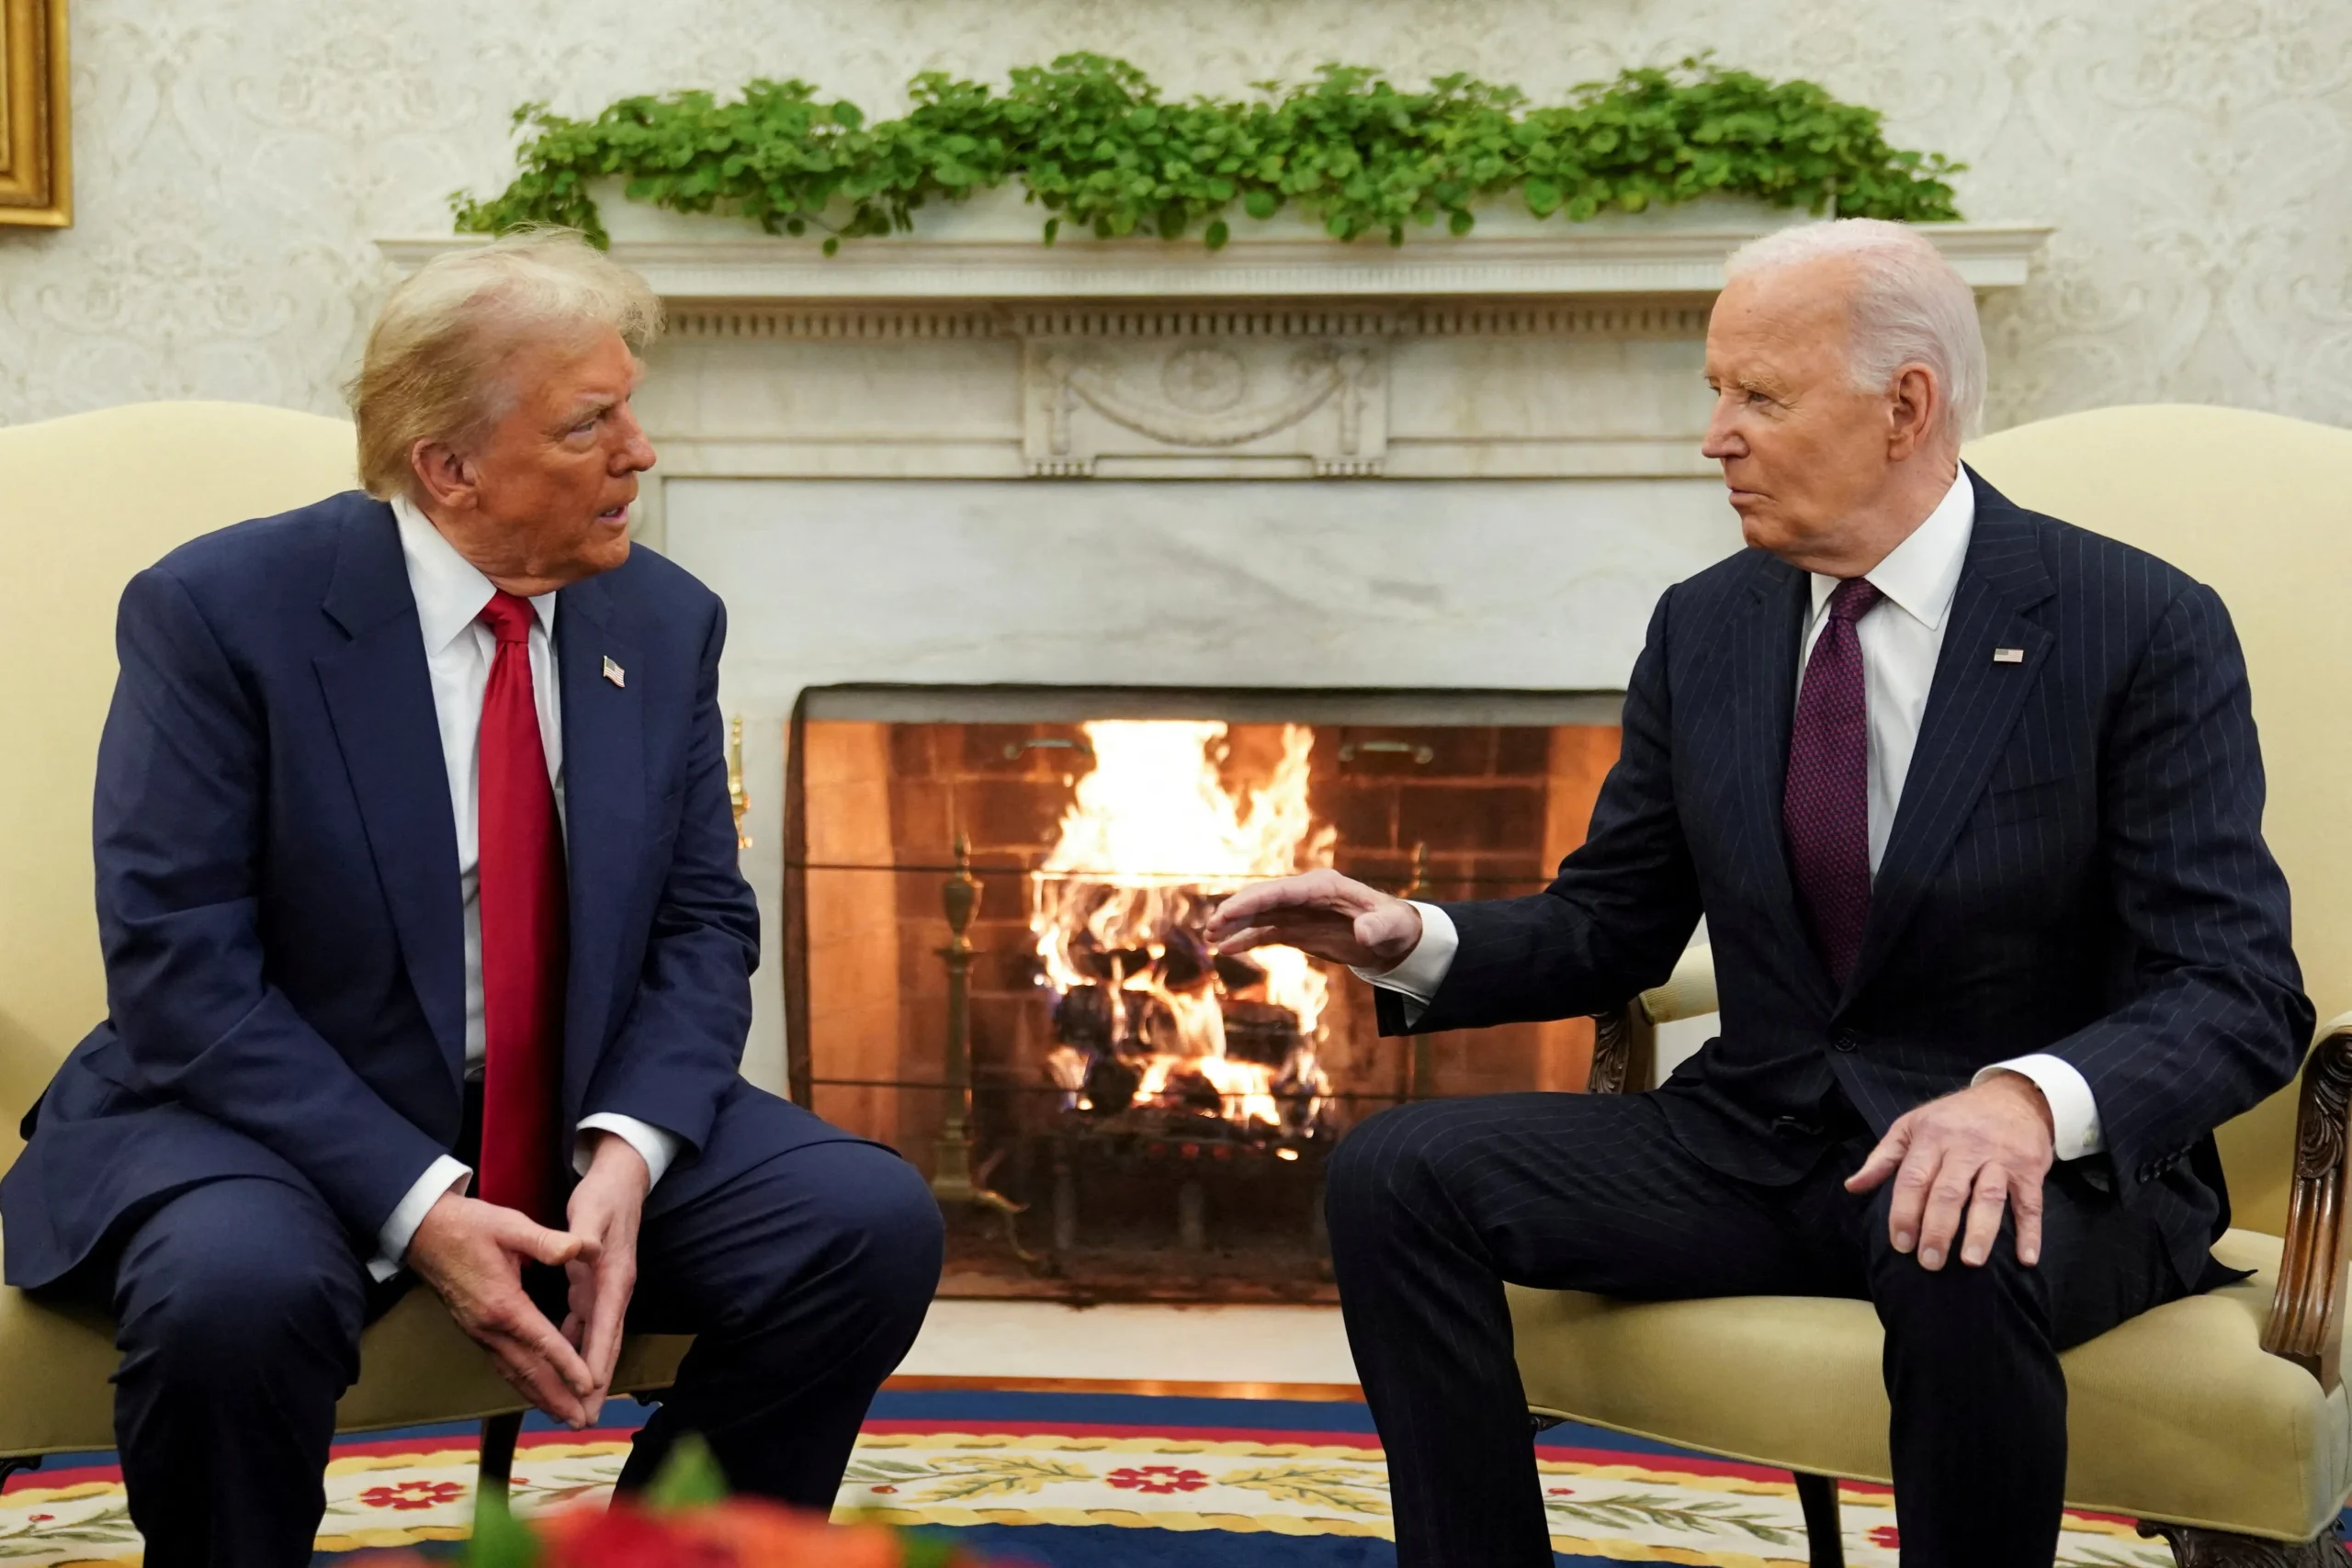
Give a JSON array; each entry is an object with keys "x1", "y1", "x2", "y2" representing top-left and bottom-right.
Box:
[
  {"x1": 475, "y1": 591, "x2": 567, "y2": 1224},
  {"x1": 1783, "y1": 578, "x2": 1883, "y2": 987}
]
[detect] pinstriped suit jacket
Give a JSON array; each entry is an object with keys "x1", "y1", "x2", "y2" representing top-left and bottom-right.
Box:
[{"x1": 1382, "y1": 468, "x2": 2312, "y2": 1287}]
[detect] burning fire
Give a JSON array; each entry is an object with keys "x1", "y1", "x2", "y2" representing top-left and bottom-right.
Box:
[{"x1": 1033, "y1": 721, "x2": 1337, "y2": 1133}]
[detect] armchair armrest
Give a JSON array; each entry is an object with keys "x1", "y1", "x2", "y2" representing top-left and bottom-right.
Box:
[
  {"x1": 1589, "y1": 945, "x2": 1719, "y2": 1095},
  {"x1": 2261, "y1": 1012, "x2": 2352, "y2": 1392}
]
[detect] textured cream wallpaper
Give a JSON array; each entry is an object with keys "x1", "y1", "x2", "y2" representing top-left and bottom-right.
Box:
[{"x1": 0, "y1": 0, "x2": 2346, "y2": 430}]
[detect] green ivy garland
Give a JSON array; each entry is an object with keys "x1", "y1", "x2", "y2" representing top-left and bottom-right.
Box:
[{"x1": 452, "y1": 52, "x2": 1963, "y2": 252}]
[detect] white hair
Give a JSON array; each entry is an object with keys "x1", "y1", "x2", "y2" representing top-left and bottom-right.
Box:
[
  {"x1": 348, "y1": 228, "x2": 662, "y2": 501},
  {"x1": 1724, "y1": 219, "x2": 1985, "y2": 444}
]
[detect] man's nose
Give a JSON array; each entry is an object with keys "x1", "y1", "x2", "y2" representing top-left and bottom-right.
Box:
[
  {"x1": 613, "y1": 407, "x2": 658, "y2": 473},
  {"x1": 1700, "y1": 401, "x2": 1744, "y2": 460}
]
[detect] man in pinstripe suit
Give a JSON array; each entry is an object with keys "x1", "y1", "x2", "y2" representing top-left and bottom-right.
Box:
[{"x1": 1210, "y1": 220, "x2": 2312, "y2": 1568}]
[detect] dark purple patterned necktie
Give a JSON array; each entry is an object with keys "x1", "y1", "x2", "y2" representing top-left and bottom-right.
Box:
[{"x1": 1784, "y1": 577, "x2": 1883, "y2": 986}]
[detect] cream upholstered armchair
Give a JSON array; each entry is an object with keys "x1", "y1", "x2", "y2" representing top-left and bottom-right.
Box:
[
  {"x1": 1513, "y1": 406, "x2": 2352, "y2": 1566},
  {"x1": 0, "y1": 403, "x2": 690, "y2": 1506}
]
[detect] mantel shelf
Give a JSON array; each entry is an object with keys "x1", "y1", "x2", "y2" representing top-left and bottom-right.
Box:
[{"x1": 379, "y1": 208, "x2": 2050, "y2": 304}]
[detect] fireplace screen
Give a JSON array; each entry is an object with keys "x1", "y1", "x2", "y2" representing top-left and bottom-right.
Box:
[{"x1": 784, "y1": 687, "x2": 1621, "y2": 1303}]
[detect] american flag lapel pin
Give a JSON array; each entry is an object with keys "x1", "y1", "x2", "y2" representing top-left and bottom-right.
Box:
[
  {"x1": 1993, "y1": 648, "x2": 2025, "y2": 664},
  {"x1": 603, "y1": 655, "x2": 627, "y2": 688}
]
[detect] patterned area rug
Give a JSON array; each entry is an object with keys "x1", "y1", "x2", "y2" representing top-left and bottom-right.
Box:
[{"x1": 0, "y1": 1389, "x2": 2185, "y2": 1565}]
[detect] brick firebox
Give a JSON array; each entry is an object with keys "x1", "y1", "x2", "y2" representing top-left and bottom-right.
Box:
[{"x1": 781, "y1": 693, "x2": 1620, "y2": 1297}]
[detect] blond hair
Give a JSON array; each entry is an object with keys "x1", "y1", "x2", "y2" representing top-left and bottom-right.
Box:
[
  {"x1": 1724, "y1": 219, "x2": 1985, "y2": 444},
  {"x1": 348, "y1": 228, "x2": 662, "y2": 500}
]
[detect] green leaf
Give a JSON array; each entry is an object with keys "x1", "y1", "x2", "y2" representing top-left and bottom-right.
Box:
[
  {"x1": 899, "y1": 1532, "x2": 965, "y2": 1568},
  {"x1": 466, "y1": 1491, "x2": 540, "y2": 1568},
  {"x1": 1204, "y1": 218, "x2": 1229, "y2": 250},
  {"x1": 1242, "y1": 187, "x2": 1279, "y2": 220},
  {"x1": 645, "y1": 1433, "x2": 731, "y2": 1511}
]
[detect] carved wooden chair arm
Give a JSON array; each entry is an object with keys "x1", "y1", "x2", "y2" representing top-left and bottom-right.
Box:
[
  {"x1": 2261, "y1": 1012, "x2": 2352, "y2": 1392},
  {"x1": 1588, "y1": 998, "x2": 1652, "y2": 1095},
  {"x1": 1589, "y1": 945, "x2": 1718, "y2": 1095}
]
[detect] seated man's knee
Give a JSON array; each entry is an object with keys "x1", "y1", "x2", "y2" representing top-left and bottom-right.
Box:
[
  {"x1": 1325, "y1": 1101, "x2": 1468, "y2": 1241},
  {"x1": 115, "y1": 1181, "x2": 362, "y2": 1389},
  {"x1": 839, "y1": 1149, "x2": 945, "y2": 1313},
  {"x1": 1864, "y1": 1195, "x2": 2048, "y2": 1341},
  {"x1": 756, "y1": 1145, "x2": 942, "y2": 1338}
]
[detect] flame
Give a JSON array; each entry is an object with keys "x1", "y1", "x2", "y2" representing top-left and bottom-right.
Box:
[{"x1": 1031, "y1": 721, "x2": 1336, "y2": 1130}]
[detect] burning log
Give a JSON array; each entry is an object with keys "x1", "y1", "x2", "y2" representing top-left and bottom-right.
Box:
[
  {"x1": 1082, "y1": 1054, "x2": 1142, "y2": 1116},
  {"x1": 1052, "y1": 984, "x2": 1117, "y2": 1052},
  {"x1": 1214, "y1": 950, "x2": 1270, "y2": 995},
  {"x1": 1154, "y1": 920, "x2": 1217, "y2": 993},
  {"x1": 1162, "y1": 1068, "x2": 1229, "y2": 1118},
  {"x1": 1220, "y1": 999, "x2": 1302, "y2": 1068}
]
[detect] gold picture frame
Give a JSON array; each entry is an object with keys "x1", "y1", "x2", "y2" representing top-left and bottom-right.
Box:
[{"x1": 0, "y1": 0, "x2": 69, "y2": 228}]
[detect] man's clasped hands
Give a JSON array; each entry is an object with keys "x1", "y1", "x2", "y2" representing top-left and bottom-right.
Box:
[{"x1": 406, "y1": 1130, "x2": 649, "y2": 1428}]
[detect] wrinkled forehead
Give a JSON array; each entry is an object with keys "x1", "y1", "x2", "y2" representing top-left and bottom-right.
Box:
[
  {"x1": 495, "y1": 326, "x2": 643, "y2": 423},
  {"x1": 1705, "y1": 259, "x2": 1857, "y2": 376}
]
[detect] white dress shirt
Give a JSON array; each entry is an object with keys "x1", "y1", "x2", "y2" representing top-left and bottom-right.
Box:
[
  {"x1": 1364, "y1": 468, "x2": 2105, "y2": 1161},
  {"x1": 370, "y1": 497, "x2": 681, "y2": 1280}
]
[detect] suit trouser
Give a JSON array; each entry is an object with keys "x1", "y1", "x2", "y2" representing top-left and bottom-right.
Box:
[
  {"x1": 70, "y1": 1088, "x2": 944, "y2": 1568},
  {"x1": 1325, "y1": 1089, "x2": 2188, "y2": 1568}
]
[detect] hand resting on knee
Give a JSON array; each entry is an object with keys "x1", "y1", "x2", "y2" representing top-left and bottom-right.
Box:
[{"x1": 1847, "y1": 1072, "x2": 2057, "y2": 1271}]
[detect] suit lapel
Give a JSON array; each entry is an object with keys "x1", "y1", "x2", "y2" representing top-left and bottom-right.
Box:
[
  {"x1": 1729, "y1": 555, "x2": 1838, "y2": 1010},
  {"x1": 1843, "y1": 479, "x2": 2056, "y2": 1003},
  {"x1": 554, "y1": 572, "x2": 644, "y2": 1078},
  {"x1": 313, "y1": 501, "x2": 468, "y2": 1083}
]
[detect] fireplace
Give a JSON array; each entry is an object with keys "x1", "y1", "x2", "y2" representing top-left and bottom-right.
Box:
[{"x1": 783, "y1": 686, "x2": 1619, "y2": 1302}]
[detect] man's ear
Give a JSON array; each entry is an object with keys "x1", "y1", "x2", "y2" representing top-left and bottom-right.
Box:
[
  {"x1": 1884, "y1": 365, "x2": 1939, "y2": 462},
  {"x1": 408, "y1": 439, "x2": 479, "y2": 514}
]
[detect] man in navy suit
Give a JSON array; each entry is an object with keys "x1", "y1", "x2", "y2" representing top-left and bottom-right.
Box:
[
  {"x1": 1, "y1": 231, "x2": 944, "y2": 1565},
  {"x1": 1212, "y1": 220, "x2": 2311, "y2": 1566}
]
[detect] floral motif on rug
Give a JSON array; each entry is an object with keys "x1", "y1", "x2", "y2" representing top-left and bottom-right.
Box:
[{"x1": 0, "y1": 1423, "x2": 2174, "y2": 1566}]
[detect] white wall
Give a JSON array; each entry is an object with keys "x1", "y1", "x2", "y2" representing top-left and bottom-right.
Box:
[{"x1": 3, "y1": 0, "x2": 2347, "y2": 431}]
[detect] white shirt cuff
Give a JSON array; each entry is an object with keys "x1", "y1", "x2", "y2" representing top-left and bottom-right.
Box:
[
  {"x1": 1351, "y1": 901, "x2": 1459, "y2": 1025},
  {"x1": 1975, "y1": 1054, "x2": 2104, "y2": 1159},
  {"x1": 576, "y1": 1113, "x2": 681, "y2": 1188},
  {"x1": 368, "y1": 1155, "x2": 472, "y2": 1283}
]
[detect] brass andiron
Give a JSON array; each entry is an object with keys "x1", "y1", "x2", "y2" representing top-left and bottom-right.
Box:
[
  {"x1": 932, "y1": 836, "x2": 1039, "y2": 1264},
  {"x1": 726, "y1": 716, "x2": 752, "y2": 851}
]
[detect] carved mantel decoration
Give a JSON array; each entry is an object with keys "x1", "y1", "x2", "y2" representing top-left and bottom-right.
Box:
[{"x1": 1022, "y1": 312, "x2": 1389, "y2": 478}]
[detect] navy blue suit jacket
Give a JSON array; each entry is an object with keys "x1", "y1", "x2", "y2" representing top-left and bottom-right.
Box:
[
  {"x1": 5, "y1": 491, "x2": 816, "y2": 1289},
  {"x1": 1380, "y1": 470, "x2": 2312, "y2": 1287}
]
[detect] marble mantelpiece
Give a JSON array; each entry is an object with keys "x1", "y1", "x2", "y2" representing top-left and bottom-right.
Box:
[{"x1": 383, "y1": 200, "x2": 2048, "y2": 508}]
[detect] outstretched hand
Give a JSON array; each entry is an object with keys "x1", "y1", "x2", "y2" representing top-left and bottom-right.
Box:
[
  {"x1": 1845, "y1": 1072, "x2": 2057, "y2": 1271},
  {"x1": 1207, "y1": 869, "x2": 1425, "y2": 971}
]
